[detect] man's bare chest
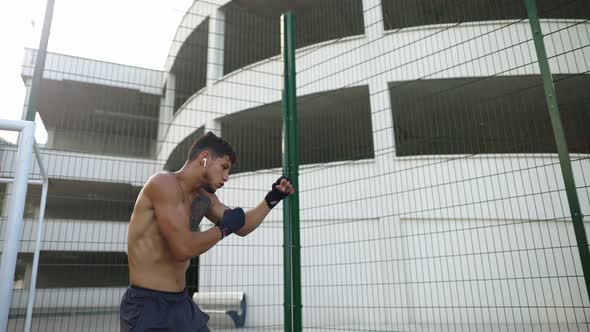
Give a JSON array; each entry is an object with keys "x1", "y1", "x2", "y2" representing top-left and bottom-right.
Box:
[{"x1": 188, "y1": 194, "x2": 211, "y2": 231}]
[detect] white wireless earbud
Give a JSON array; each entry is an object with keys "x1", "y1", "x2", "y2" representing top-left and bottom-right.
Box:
[{"x1": 203, "y1": 158, "x2": 207, "y2": 168}]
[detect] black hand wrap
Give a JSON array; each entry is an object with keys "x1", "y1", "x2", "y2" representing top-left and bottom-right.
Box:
[
  {"x1": 264, "y1": 176, "x2": 291, "y2": 209},
  {"x1": 217, "y1": 207, "x2": 245, "y2": 239}
]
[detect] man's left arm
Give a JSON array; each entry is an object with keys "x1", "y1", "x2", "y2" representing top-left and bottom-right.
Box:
[{"x1": 204, "y1": 176, "x2": 295, "y2": 237}]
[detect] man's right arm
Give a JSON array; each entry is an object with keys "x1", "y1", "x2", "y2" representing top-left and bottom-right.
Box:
[{"x1": 147, "y1": 173, "x2": 223, "y2": 261}]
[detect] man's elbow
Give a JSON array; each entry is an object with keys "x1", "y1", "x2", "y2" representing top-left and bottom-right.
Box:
[{"x1": 235, "y1": 228, "x2": 249, "y2": 237}]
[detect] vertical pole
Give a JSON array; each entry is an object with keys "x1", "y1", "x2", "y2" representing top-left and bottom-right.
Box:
[
  {"x1": 524, "y1": 0, "x2": 590, "y2": 301},
  {"x1": 281, "y1": 86, "x2": 293, "y2": 332},
  {"x1": 282, "y1": 11, "x2": 302, "y2": 332},
  {"x1": 0, "y1": 123, "x2": 36, "y2": 331},
  {"x1": 280, "y1": 15, "x2": 292, "y2": 332},
  {"x1": 24, "y1": 0, "x2": 55, "y2": 121},
  {"x1": 25, "y1": 178, "x2": 48, "y2": 332}
]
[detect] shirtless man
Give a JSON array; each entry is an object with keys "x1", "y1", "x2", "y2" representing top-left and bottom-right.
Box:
[{"x1": 120, "y1": 132, "x2": 295, "y2": 331}]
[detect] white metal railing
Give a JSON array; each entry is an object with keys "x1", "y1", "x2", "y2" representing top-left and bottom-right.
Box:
[{"x1": 0, "y1": 120, "x2": 48, "y2": 332}]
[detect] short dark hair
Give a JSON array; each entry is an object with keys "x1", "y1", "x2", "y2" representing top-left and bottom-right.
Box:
[{"x1": 187, "y1": 131, "x2": 237, "y2": 164}]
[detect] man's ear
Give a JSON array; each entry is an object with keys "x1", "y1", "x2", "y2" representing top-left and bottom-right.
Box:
[{"x1": 199, "y1": 151, "x2": 210, "y2": 166}]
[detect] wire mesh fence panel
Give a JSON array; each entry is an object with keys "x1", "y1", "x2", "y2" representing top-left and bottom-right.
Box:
[
  {"x1": 294, "y1": 0, "x2": 590, "y2": 331},
  {"x1": 169, "y1": 2, "x2": 286, "y2": 331},
  {"x1": 1, "y1": 0, "x2": 589, "y2": 332},
  {"x1": 4, "y1": 0, "x2": 286, "y2": 331},
  {"x1": 1, "y1": 145, "x2": 44, "y2": 332},
  {"x1": 3, "y1": 47, "x2": 161, "y2": 330}
]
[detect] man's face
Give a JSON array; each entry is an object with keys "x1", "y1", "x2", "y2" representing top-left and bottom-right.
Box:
[{"x1": 203, "y1": 155, "x2": 232, "y2": 193}]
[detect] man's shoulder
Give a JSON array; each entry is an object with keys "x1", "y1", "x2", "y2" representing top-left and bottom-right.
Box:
[
  {"x1": 145, "y1": 172, "x2": 182, "y2": 201},
  {"x1": 148, "y1": 172, "x2": 176, "y2": 185}
]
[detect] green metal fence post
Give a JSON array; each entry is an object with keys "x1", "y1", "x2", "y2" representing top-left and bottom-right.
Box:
[
  {"x1": 524, "y1": 0, "x2": 590, "y2": 302},
  {"x1": 24, "y1": 0, "x2": 55, "y2": 121},
  {"x1": 282, "y1": 11, "x2": 302, "y2": 332},
  {"x1": 281, "y1": 86, "x2": 293, "y2": 332}
]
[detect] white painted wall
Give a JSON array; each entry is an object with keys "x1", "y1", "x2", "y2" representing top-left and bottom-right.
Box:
[
  {"x1": 10, "y1": 288, "x2": 126, "y2": 310},
  {"x1": 2, "y1": 152, "x2": 588, "y2": 328},
  {"x1": 0, "y1": 147, "x2": 162, "y2": 186},
  {"x1": 157, "y1": 55, "x2": 283, "y2": 160},
  {"x1": 161, "y1": 19, "x2": 590, "y2": 162},
  {"x1": 163, "y1": 0, "x2": 231, "y2": 75},
  {"x1": 8, "y1": 288, "x2": 124, "y2": 332},
  {"x1": 400, "y1": 217, "x2": 589, "y2": 324},
  {"x1": 0, "y1": 218, "x2": 128, "y2": 253},
  {"x1": 49, "y1": 130, "x2": 155, "y2": 158},
  {"x1": 22, "y1": 49, "x2": 163, "y2": 95},
  {"x1": 2, "y1": 151, "x2": 586, "y2": 327},
  {"x1": 196, "y1": 153, "x2": 590, "y2": 327}
]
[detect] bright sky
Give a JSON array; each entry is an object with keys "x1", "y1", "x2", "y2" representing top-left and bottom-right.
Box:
[{"x1": 0, "y1": 0, "x2": 193, "y2": 143}]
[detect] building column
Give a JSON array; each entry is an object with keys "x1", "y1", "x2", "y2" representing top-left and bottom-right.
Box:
[
  {"x1": 1, "y1": 184, "x2": 12, "y2": 219},
  {"x1": 22, "y1": 261, "x2": 33, "y2": 289},
  {"x1": 157, "y1": 73, "x2": 176, "y2": 154},
  {"x1": 362, "y1": 0, "x2": 385, "y2": 38},
  {"x1": 204, "y1": 119, "x2": 221, "y2": 137},
  {"x1": 368, "y1": 79, "x2": 395, "y2": 158},
  {"x1": 20, "y1": 78, "x2": 33, "y2": 121},
  {"x1": 364, "y1": 1, "x2": 407, "y2": 325},
  {"x1": 44, "y1": 128, "x2": 55, "y2": 148},
  {"x1": 207, "y1": 9, "x2": 225, "y2": 87},
  {"x1": 368, "y1": 79, "x2": 408, "y2": 328},
  {"x1": 363, "y1": 0, "x2": 393, "y2": 155}
]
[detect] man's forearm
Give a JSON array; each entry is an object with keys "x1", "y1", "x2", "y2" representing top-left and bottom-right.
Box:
[
  {"x1": 170, "y1": 227, "x2": 222, "y2": 261},
  {"x1": 235, "y1": 201, "x2": 271, "y2": 236}
]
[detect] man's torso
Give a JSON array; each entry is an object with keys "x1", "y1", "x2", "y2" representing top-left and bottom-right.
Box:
[{"x1": 127, "y1": 175, "x2": 210, "y2": 292}]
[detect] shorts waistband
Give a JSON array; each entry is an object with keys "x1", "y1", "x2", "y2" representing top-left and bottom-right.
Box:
[{"x1": 129, "y1": 284, "x2": 188, "y2": 300}]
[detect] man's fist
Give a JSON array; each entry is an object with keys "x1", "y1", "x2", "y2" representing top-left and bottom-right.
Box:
[
  {"x1": 217, "y1": 208, "x2": 245, "y2": 239},
  {"x1": 264, "y1": 176, "x2": 296, "y2": 209}
]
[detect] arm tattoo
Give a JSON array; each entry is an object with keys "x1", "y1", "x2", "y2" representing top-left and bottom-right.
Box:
[{"x1": 189, "y1": 194, "x2": 211, "y2": 232}]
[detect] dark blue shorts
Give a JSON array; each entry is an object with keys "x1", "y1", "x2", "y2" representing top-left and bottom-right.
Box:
[{"x1": 120, "y1": 286, "x2": 210, "y2": 332}]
